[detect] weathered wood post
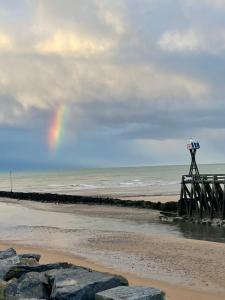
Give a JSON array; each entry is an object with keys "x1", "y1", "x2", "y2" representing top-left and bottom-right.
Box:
[
  {"x1": 199, "y1": 178, "x2": 204, "y2": 219},
  {"x1": 10, "y1": 170, "x2": 13, "y2": 193},
  {"x1": 222, "y1": 183, "x2": 225, "y2": 220},
  {"x1": 179, "y1": 175, "x2": 185, "y2": 216}
]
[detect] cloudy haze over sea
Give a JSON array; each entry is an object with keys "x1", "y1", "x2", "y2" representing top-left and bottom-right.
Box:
[{"x1": 1, "y1": 1, "x2": 225, "y2": 170}]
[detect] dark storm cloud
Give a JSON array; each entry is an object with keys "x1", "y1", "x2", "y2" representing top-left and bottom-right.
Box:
[{"x1": 76, "y1": 96, "x2": 225, "y2": 140}]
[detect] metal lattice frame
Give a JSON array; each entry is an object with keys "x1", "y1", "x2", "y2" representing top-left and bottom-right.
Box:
[{"x1": 189, "y1": 149, "x2": 200, "y2": 176}]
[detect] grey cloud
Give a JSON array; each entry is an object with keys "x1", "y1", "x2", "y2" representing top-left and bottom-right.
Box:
[
  {"x1": 75, "y1": 96, "x2": 225, "y2": 140},
  {"x1": 0, "y1": 96, "x2": 24, "y2": 125},
  {"x1": 0, "y1": 0, "x2": 225, "y2": 167}
]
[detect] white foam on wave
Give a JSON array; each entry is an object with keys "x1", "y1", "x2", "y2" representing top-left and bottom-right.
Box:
[
  {"x1": 46, "y1": 177, "x2": 180, "y2": 193},
  {"x1": 158, "y1": 180, "x2": 180, "y2": 186},
  {"x1": 48, "y1": 184, "x2": 68, "y2": 188},
  {"x1": 48, "y1": 183, "x2": 99, "y2": 191},
  {"x1": 73, "y1": 184, "x2": 98, "y2": 190},
  {"x1": 119, "y1": 182, "x2": 135, "y2": 186}
]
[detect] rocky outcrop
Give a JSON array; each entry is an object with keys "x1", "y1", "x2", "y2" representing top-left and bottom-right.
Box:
[
  {"x1": 96, "y1": 286, "x2": 165, "y2": 300},
  {"x1": 162, "y1": 215, "x2": 225, "y2": 227},
  {"x1": 0, "y1": 248, "x2": 166, "y2": 300}
]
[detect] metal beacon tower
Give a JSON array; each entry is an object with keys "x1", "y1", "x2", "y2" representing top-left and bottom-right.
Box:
[
  {"x1": 187, "y1": 139, "x2": 200, "y2": 176},
  {"x1": 179, "y1": 139, "x2": 225, "y2": 220}
]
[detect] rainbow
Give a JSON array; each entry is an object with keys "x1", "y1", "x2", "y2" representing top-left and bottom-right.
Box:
[{"x1": 48, "y1": 104, "x2": 67, "y2": 152}]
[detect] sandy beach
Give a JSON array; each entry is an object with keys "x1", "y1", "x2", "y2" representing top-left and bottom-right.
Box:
[{"x1": 0, "y1": 198, "x2": 225, "y2": 300}]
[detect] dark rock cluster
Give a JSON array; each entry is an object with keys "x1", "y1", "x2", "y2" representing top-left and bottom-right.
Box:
[
  {"x1": 0, "y1": 191, "x2": 177, "y2": 212},
  {"x1": 0, "y1": 248, "x2": 166, "y2": 300}
]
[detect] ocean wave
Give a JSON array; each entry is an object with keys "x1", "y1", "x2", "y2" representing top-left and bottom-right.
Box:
[
  {"x1": 48, "y1": 183, "x2": 99, "y2": 190},
  {"x1": 158, "y1": 180, "x2": 180, "y2": 186},
  {"x1": 46, "y1": 180, "x2": 180, "y2": 191}
]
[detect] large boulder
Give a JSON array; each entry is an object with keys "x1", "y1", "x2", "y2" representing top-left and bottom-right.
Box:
[
  {"x1": 4, "y1": 272, "x2": 50, "y2": 299},
  {"x1": 0, "y1": 249, "x2": 17, "y2": 260},
  {"x1": 96, "y1": 286, "x2": 166, "y2": 300},
  {"x1": 4, "y1": 263, "x2": 75, "y2": 281},
  {"x1": 51, "y1": 270, "x2": 128, "y2": 300},
  {"x1": 45, "y1": 267, "x2": 89, "y2": 287}
]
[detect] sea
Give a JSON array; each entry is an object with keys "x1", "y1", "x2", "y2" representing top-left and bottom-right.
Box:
[
  {"x1": 0, "y1": 164, "x2": 225, "y2": 197},
  {"x1": 0, "y1": 164, "x2": 225, "y2": 248}
]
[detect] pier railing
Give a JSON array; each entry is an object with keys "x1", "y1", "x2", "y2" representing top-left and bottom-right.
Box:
[{"x1": 179, "y1": 174, "x2": 225, "y2": 220}]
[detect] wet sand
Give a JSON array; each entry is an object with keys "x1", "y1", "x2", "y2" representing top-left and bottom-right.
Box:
[{"x1": 0, "y1": 198, "x2": 225, "y2": 300}]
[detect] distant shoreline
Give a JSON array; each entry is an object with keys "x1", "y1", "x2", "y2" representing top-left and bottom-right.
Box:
[{"x1": 0, "y1": 190, "x2": 178, "y2": 212}]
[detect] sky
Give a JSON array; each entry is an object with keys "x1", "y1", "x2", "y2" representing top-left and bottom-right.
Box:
[{"x1": 1, "y1": 0, "x2": 225, "y2": 170}]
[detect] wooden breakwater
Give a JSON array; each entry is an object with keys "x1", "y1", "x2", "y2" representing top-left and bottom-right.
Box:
[
  {"x1": 179, "y1": 174, "x2": 225, "y2": 220},
  {"x1": 0, "y1": 191, "x2": 177, "y2": 212}
]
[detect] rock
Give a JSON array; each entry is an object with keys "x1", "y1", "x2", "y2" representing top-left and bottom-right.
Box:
[
  {"x1": 19, "y1": 254, "x2": 41, "y2": 262},
  {"x1": 96, "y1": 286, "x2": 165, "y2": 300},
  {"x1": 19, "y1": 258, "x2": 40, "y2": 267},
  {"x1": 201, "y1": 219, "x2": 212, "y2": 226},
  {"x1": 51, "y1": 270, "x2": 128, "y2": 300},
  {"x1": 0, "y1": 248, "x2": 17, "y2": 260},
  {"x1": 45, "y1": 266, "x2": 89, "y2": 287},
  {"x1": 5, "y1": 272, "x2": 50, "y2": 299},
  {"x1": 0, "y1": 256, "x2": 20, "y2": 267},
  {"x1": 4, "y1": 262, "x2": 75, "y2": 281},
  {"x1": 0, "y1": 254, "x2": 42, "y2": 280},
  {"x1": 0, "y1": 256, "x2": 21, "y2": 280},
  {"x1": 0, "y1": 279, "x2": 8, "y2": 299}
]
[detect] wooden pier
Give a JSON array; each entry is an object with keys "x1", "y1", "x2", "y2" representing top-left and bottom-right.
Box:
[{"x1": 179, "y1": 174, "x2": 225, "y2": 220}]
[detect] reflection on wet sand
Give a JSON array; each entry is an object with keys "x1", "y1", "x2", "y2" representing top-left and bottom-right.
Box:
[{"x1": 177, "y1": 221, "x2": 225, "y2": 243}]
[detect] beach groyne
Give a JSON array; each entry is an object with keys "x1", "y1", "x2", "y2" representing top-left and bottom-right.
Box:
[
  {"x1": 0, "y1": 248, "x2": 166, "y2": 299},
  {"x1": 179, "y1": 174, "x2": 225, "y2": 220},
  {"x1": 0, "y1": 191, "x2": 178, "y2": 212}
]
